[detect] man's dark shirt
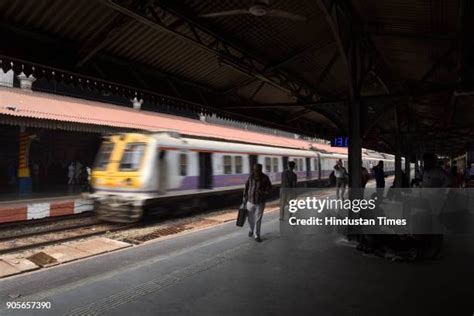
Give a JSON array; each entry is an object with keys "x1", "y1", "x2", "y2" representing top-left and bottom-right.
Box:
[{"x1": 244, "y1": 173, "x2": 272, "y2": 204}]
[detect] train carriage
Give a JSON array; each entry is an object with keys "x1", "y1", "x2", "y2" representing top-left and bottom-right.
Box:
[
  {"x1": 90, "y1": 132, "x2": 318, "y2": 222},
  {"x1": 89, "y1": 131, "x2": 401, "y2": 222}
]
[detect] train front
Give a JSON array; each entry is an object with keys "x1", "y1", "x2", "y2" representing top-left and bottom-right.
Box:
[{"x1": 89, "y1": 133, "x2": 158, "y2": 222}]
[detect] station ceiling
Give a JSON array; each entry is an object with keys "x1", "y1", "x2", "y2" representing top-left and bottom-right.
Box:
[{"x1": 0, "y1": 0, "x2": 473, "y2": 156}]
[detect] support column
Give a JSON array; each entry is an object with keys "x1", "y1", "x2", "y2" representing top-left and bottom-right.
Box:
[
  {"x1": 394, "y1": 152, "x2": 402, "y2": 188},
  {"x1": 405, "y1": 150, "x2": 411, "y2": 186},
  {"x1": 18, "y1": 129, "x2": 32, "y2": 194},
  {"x1": 415, "y1": 159, "x2": 420, "y2": 179},
  {"x1": 349, "y1": 100, "x2": 362, "y2": 199}
]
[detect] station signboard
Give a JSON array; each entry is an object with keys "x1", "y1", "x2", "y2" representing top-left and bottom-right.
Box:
[{"x1": 331, "y1": 136, "x2": 349, "y2": 147}]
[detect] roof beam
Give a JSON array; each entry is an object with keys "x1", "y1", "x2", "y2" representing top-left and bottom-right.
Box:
[
  {"x1": 249, "y1": 82, "x2": 265, "y2": 101},
  {"x1": 99, "y1": 0, "x2": 323, "y2": 101},
  {"x1": 75, "y1": 0, "x2": 151, "y2": 69},
  {"x1": 266, "y1": 40, "x2": 335, "y2": 71},
  {"x1": 222, "y1": 88, "x2": 452, "y2": 110},
  {"x1": 315, "y1": 51, "x2": 339, "y2": 86},
  {"x1": 316, "y1": 0, "x2": 356, "y2": 99},
  {"x1": 76, "y1": 13, "x2": 131, "y2": 67},
  {"x1": 419, "y1": 43, "x2": 456, "y2": 83},
  {"x1": 223, "y1": 78, "x2": 257, "y2": 94},
  {"x1": 368, "y1": 29, "x2": 457, "y2": 41},
  {"x1": 0, "y1": 19, "x2": 219, "y2": 101}
]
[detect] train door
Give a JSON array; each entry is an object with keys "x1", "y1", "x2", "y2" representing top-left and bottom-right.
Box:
[
  {"x1": 317, "y1": 155, "x2": 321, "y2": 180},
  {"x1": 158, "y1": 150, "x2": 168, "y2": 193},
  {"x1": 249, "y1": 155, "x2": 258, "y2": 171},
  {"x1": 282, "y1": 156, "x2": 289, "y2": 171},
  {"x1": 198, "y1": 152, "x2": 213, "y2": 189},
  {"x1": 305, "y1": 157, "x2": 311, "y2": 179}
]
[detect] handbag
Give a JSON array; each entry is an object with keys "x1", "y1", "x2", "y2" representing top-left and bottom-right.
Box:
[{"x1": 236, "y1": 202, "x2": 247, "y2": 227}]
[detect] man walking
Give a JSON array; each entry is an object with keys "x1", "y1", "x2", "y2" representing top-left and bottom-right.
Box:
[
  {"x1": 243, "y1": 163, "x2": 272, "y2": 242},
  {"x1": 280, "y1": 161, "x2": 297, "y2": 221},
  {"x1": 334, "y1": 159, "x2": 347, "y2": 199}
]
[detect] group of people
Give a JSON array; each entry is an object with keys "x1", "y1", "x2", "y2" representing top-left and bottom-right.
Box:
[
  {"x1": 4, "y1": 159, "x2": 92, "y2": 192},
  {"x1": 241, "y1": 159, "x2": 380, "y2": 242},
  {"x1": 332, "y1": 159, "x2": 381, "y2": 200},
  {"x1": 356, "y1": 153, "x2": 461, "y2": 261},
  {"x1": 68, "y1": 161, "x2": 92, "y2": 191},
  {"x1": 241, "y1": 153, "x2": 464, "y2": 258}
]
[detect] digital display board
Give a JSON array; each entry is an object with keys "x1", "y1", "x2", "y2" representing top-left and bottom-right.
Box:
[{"x1": 331, "y1": 136, "x2": 349, "y2": 147}]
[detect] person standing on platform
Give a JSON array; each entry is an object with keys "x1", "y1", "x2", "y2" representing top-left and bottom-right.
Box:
[
  {"x1": 334, "y1": 159, "x2": 347, "y2": 199},
  {"x1": 243, "y1": 163, "x2": 272, "y2": 242},
  {"x1": 464, "y1": 164, "x2": 474, "y2": 187},
  {"x1": 280, "y1": 161, "x2": 297, "y2": 221},
  {"x1": 421, "y1": 153, "x2": 448, "y2": 188},
  {"x1": 68, "y1": 162, "x2": 75, "y2": 185},
  {"x1": 418, "y1": 153, "x2": 448, "y2": 259},
  {"x1": 449, "y1": 166, "x2": 463, "y2": 188},
  {"x1": 372, "y1": 160, "x2": 385, "y2": 199}
]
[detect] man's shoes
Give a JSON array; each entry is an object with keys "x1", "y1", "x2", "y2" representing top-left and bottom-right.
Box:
[
  {"x1": 248, "y1": 231, "x2": 253, "y2": 237},
  {"x1": 255, "y1": 237, "x2": 262, "y2": 243}
]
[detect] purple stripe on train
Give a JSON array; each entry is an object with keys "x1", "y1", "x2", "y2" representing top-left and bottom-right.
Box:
[
  {"x1": 321, "y1": 170, "x2": 332, "y2": 177},
  {"x1": 175, "y1": 176, "x2": 199, "y2": 190},
  {"x1": 213, "y1": 174, "x2": 249, "y2": 187},
  {"x1": 174, "y1": 170, "x2": 321, "y2": 191}
]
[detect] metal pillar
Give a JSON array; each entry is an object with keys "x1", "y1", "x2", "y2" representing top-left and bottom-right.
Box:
[
  {"x1": 394, "y1": 152, "x2": 402, "y2": 188},
  {"x1": 349, "y1": 100, "x2": 362, "y2": 199}
]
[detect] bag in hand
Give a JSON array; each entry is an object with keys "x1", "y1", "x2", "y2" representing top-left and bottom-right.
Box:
[{"x1": 236, "y1": 202, "x2": 247, "y2": 227}]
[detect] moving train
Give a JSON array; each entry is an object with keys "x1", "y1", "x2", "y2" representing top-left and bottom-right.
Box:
[{"x1": 89, "y1": 131, "x2": 398, "y2": 222}]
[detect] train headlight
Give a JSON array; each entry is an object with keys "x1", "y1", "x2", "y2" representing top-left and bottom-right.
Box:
[{"x1": 122, "y1": 178, "x2": 133, "y2": 186}]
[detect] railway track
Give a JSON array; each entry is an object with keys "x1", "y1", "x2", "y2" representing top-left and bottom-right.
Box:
[
  {"x1": 0, "y1": 222, "x2": 136, "y2": 255},
  {"x1": 0, "y1": 186, "x2": 345, "y2": 256}
]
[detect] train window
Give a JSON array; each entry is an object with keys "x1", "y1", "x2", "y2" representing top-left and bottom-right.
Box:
[
  {"x1": 314, "y1": 158, "x2": 318, "y2": 171},
  {"x1": 179, "y1": 153, "x2": 187, "y2": 176},
  {"x1": 272, "y1": 157, "x2": 279, "y2": 172},
  {"x1": 235, "y1": 156, "x2": 243, "y2": 174},
  {"x1": 119, "y1": 143, "x2": 146, "y2": 171},
  {"x1": 94, "y1": 142, "x2": 114, "y2": 170},
  {"x1": 223, "y1": 155, "x2": 232, "y2": 174},
  {"x1": 265, "y1": 157, "x2": 272, "y2": 172}
]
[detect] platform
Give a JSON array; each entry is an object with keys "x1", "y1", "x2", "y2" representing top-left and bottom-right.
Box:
[
  {"x1": 0, "y1": 206, "x2": 472, "y2": 315},
  {"x1": 0, "y1": 195, "x2": 93, "y2": 224}
]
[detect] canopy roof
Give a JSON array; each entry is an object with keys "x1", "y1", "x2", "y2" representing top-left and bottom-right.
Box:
[
  {"x1": 0, "y1": 87, "x2": 348, "y2": 154},
  {"x1": 1, "y1": 0, "x2": 473, "y2": 156}
]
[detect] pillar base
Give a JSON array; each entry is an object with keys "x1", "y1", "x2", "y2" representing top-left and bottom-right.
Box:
[{"x1": 18, "y1": 177, "x2": 32, "y2": 194}]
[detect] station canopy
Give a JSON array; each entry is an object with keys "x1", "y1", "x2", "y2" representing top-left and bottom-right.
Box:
[{"x1": 0, "y1": 0, "x2": 473, "y2": 156}]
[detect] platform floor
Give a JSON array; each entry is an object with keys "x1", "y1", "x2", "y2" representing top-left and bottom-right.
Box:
[{"x1": 0, "y1": 208, "x2": 473, "y2": 315}]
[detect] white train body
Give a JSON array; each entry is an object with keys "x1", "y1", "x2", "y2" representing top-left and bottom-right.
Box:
[{"x1": 90, "y1": 132, "x2": 400, "y2": 222}]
